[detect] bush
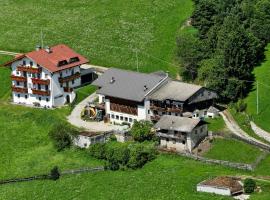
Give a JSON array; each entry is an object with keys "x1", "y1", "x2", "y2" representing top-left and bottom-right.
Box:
[
  {"x1": 130, "y1": 121, "x2": 154, "y2": 142},
  {"x1": 88, "y1": 143, "x2": 107, "y2": 159},
  {"x1": 49, "y1": 123, "x2": 78, "y2": 151},
  {"x1": 50, "y1": 166, "x2": 61, "y2": 181},
  {"x1": 244, "y1": 178, "x2": 256, "y2": 193},
  {"x1": 234, "y1": 100, "x2": 247, "y2": 113}
]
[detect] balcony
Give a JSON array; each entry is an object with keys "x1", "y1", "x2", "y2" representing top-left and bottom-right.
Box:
[
  {"x1": 110, "y1": 102, "x2": 137, "y2": 115},
  {"x1": 32, "y1": 89, "x2": 50, "y2": 96},
  {"x1": 12, "y1": 86, "x2": 28, "y2": 93},
  {"x1": 32, "y1": 78, "x2": 50, "y2": 85},
  {"x1": 63, "y1": 87, "x2": 73, "y2": 93},
  {"x1": 166, "y1": 107, "x2": 182, "y2": 113},
  {"x1": 17, "y1": 65, "x2": 41, "y2": 73},
  {"x1": 150, "y1": 104, "x2": 166, "y2": 112},
  {"x1": 150, "y1": 115, "x2": 161, "y2": 122},
  {"x1": 11, "y1": 75, "x2": 27, "y2": 82},
  {"x1": 59, "y1": 72, "x2": 80, "y2": 83}
]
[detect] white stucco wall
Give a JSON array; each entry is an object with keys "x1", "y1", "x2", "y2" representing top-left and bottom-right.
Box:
[
  {"x1": 197, "y1": 185, "x2": 231, "y2": 196},
  {"x1": 11, "y1": 57, "x2": 80, "y2": 108}
]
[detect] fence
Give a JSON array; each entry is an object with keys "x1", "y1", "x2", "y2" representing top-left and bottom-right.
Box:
[
  {"x1": 178, "y1": 152, "x2": 254, "y2": 171},
  {"x1": 0, "y1": 166, "x2": 104, "y2": 186}
]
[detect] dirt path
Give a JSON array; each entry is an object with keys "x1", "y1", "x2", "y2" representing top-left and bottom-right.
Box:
[
  {"x1": 250, "y1": 121, "x2": 270, "y2": 143},
  {"x1": 67, "y1": 93, "x2": 120, "y2": 132},
  {"x1": 220, "y1": 110, "x2": 269, "y2": 147}
]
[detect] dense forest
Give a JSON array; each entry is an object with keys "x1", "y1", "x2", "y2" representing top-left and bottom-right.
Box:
[{"x1": 176, "y1": 0, "x2": 270, "y2": 102}]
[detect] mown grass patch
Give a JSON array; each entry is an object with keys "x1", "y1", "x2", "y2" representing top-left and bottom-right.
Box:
[
  {"x1": 204, "y1": 138, "x2": 262, "y2": 164},
  {"x1": 0, "y1": 0, "x2": 193, "y2": 76},
  {"x1": 205, "y1": 117, "x2": 226, "y2": 133},
  {"x1": 244, "y1": 44, "x2": 270, "y2": 132},
  {"x1": 74, "y1": 85, "x2": 97, "y2": 105}
]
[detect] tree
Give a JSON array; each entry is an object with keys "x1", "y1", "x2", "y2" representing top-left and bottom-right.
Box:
[
  {"x1": 50, "y1": 166, "x2": 61, "y2": 181},
  {"x1": 176, "y1": 33, "x2": 205, "y2": 80},
  {"x1": 244, "y1": 178, "x2": 256, "y2": 193},
  {"x1": 49, "y1": 123, "x2": 78, "y2": 151},
  {"x1": 130, "y1": 121, "x2": 154, "y2": 142}
]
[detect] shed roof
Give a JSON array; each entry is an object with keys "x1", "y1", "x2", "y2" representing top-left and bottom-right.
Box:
[
  {"x1": 92, "y1": 68, "x2": 168, "y2": 102},
  {"x1": 149, "y1": 80, "x2": 202, "y2": 102},
  {"x1": 198, "y1": 176, "x2": 243, "y2": 194},
  {"x1": 154, "y1": 115, "x2": 202, "y2": 133}
]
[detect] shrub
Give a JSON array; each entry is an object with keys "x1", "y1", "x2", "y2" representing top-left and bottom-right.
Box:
[
  {"x1": 244, "y1": 178, "x2": 256, "y2": 193},
  {"x1": 88, "y1": 143, "x2": 106, "y2": 159},
  {"x1": 234, "y1": 100, "x2": 247, "y2": 113},
  {"x1": 49, "y1": 123, "x2": 78, "y2": 151},
  {"x1": 130, "y1": 121, "x2": 154, "y2": 142},
  {"x1": 50, "y1": 166, "x2": 61, "y2": 180}
]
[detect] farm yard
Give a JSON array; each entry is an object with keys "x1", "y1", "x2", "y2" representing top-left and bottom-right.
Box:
[
  {"x1": 0, "y1": 0, "x2": 193, "y2": 76},
  {"x1": 1, "y1": 0, "x2": 270, "y2": 199}
]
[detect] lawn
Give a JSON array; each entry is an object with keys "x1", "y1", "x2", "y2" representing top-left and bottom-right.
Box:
[
  {"x1": 204, "y1": 138, "x2": 262, "y2": 164},
  {"x1": 244, "y1": 44, "x2": 270, "y2": 132},
  {"x1": 205, "y1": 117, "x2": 226, "y2": 133},
  {"x1": 0, "y1": 0, "x2": 194, "y2": 76},
  {"x1": 74, "y1": 84, "x2": 97, "y2": 105}
]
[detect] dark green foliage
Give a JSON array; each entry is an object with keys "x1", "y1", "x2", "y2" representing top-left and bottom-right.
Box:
[
  {"x1": 89, "y1": 142, "x2": 157, "y2": 170},
  {"x1": 244, "y1": 178, "x2": 256, "y2": 193},
  {"x1": 88, "y1": 143, "x2": 107, "y2": 159},
  {"x1": 234, "y1": 100, "x2": 247, "y2": 113},
  {"x1": 130, "y1": 121, "x2": 154, "y2": 142},
  {"x1": 182, "y1": 0, "x2": 269, "y2": 102},
  {"x1": 49, "y1": 123, "x2": 78, "y2": 151},
  {"x1": 50, "y1": 166, "x2": 61, "y2": 181}
]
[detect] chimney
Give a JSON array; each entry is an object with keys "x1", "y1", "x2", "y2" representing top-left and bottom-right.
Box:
[
  {"x1": 144, "y1": 85, "x2": 148, "y2": 91},
  {"x1": 36, "y1": 45, "x2": 41, "y2": 51},
  {"x1": 45, "y1": 46, "x2": 52, "y2": 53},
  {"x1": 110, "y1": 77, "x2": 115, "y2": 84}
]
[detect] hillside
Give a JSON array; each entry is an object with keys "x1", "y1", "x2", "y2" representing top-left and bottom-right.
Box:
[
  {"x1": 0, "y1": 0, "x2": 193, "y2": 76},
  {"x1": 245, "y1": 44, "x2": 270, "y2": 132}
]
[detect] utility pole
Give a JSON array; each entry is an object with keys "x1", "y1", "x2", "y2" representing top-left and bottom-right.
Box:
[
  {"x1": 257, "y1": 81, "x2": 259, "y2": 115},
  {"x1": 41, "y1": 29, "x2": 44, "y2": 48},
  {"x1": 136, "y1": 50, "x2": 139, "y2": 72}
]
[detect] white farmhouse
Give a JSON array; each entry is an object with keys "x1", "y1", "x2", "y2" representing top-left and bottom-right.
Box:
[
  {"x1": 5, "y1": 44, "x2": 88, "y2": 107},
  {"x1": 154, "y1": 115, "x2": 208, "y2": 152}
]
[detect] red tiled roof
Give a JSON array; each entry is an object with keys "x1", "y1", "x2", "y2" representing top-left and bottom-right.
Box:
[{"x1": 5, "y1": 44, "x2": 89, "y2": 72}]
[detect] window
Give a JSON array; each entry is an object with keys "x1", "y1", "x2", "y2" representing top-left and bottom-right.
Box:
[
  {"x1": 182, "y1": 140, "x2": 186, "y2": 144},
  {"x1": 23, "y1": 72, "x2": 27, "y2": 77},
  {"x1": 39, "y1": 97, "x2": 42, "y2": 101},
  {"x1": 166, "y1": 138, "x2": 169, "y2": 142},
  {"x1": 60, "y1": 83, "x2": 63, "y2": 88},
  {"x1": 111, "y1": 114, "x2": 115, "y2": 119},
  {"x1": 30, "y1": 61, "x2": 33, "y2": 66},
  {"x1": 120, "y1": 116, "x2": 123, "y2": 121},
  {"x1": 71, "y1": 69, "x2": 74, "y2": 75},
  {"x1": 129, "y1": 118, "x2": 133, "y2": 123},
  {"x1": 148, "y1": 110, "x2": 150, "y2": 114},
  {"x1": 45, "y1": 74, "x2": 48, "y2": 78},
  {"x1": 168, "y1": 112, "x2": 171, "y2": 115},
  {"x1": 45, "y1": 85, "x2": 49, "y2": 91},
  {"x1": 116, "y1": 115, "x2": 119, "y2": 120},
  {"x1": 195, "y1": 130, "x2": 198, "y2": 135},
  {"x1": 72, "y1": 80, "x2": 75, "y2": 85},
  {"x1": 46, "y1": 98, "x2": 49, "y2": 102},
  {"x1": 25, "y1": 95, "x2": 28, "y2": 99},
  {"x1": 60, "y1": 72, "x2": 62, "y2": 78},
  {"x1": 17, "y1": 94, "x2": 20, "y2": 98},
  {"x1": 38, "y1": 84, "x2": 41, "y2": 90},
  {"x1": 23, "y1": 60, "x2": 26, "y2": 65},
  {"x1": 37, "y1": 73, "x2": 41, "y2": 79},
  {"x1": 16, "y1": 81, "x2": 19, "y2": 86},
  {"x1": 16, "y1": 71, "x2": 19, "y2": 75},
  {"x1": 125, "y1": 117, "x2": 128, "y2": 122}
]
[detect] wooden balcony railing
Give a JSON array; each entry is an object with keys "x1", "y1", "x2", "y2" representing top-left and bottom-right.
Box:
[
  {"x1": 59, "y1": 72, "x2": 80, "y2": 83},
  {"x1": 150, "y1": 104, "x2": 166, "y2": 112},
  {"x1": 32, "y1": 89, "x2": 50, "y2": 96},
  {"x1": 63, "y1": 87, "x2": 73, "y2": 93},
  {"x1": 11, "y1": 86, "x2": 28, "y2": 93},
  {"x1": 32, "y1": 78, "x2": 50, "y2": 85},
  {"x1": 110, "y1": 102, "x2": 137, "y2": 115},
  {"x1": 17, "y1": 66, "x2": 42, "y2": 73},
  {"x1": 150, "y1": 115, "x2": 161, "y2": 122},
  {"x1": 150, "y1": 104, "x2": 182, "y2": 113},
  {"x1": 166, "y1": 107, "x2": 182, "y2": 113},
  {"x1": 11, "y1": 75, "x2": 27, "y2": 82}
]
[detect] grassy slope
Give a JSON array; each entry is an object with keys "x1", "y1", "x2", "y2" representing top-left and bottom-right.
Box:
[
  {"x1": 0, "y1": 0, "x2": 193, "y2": 76},
  {"x1": 244, "y1": 44, "x2": 270, "y2": 132},
  {"x1": 0, "y1": 55, "x2": 13, "y2": 100},
  {"x1": 205, "y1": 117, "x2": 226, "y2": 133},
  {"x1": 204, "y1": 138, "x2": 262, "y2": 164},
  {"x1": 0, "y1": 154, "x2": 245, "y2": 200}
]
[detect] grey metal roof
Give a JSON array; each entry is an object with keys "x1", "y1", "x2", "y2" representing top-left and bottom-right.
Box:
[
  {"x1": 154, "y1": 115, "x2": 201, "y2": 133},
  {"x1": 149, "y1": 80, "x2": 202, "y2": 102},
  {"x1": 92, "y1": 68, "x2": 168, "y2": 102}
]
